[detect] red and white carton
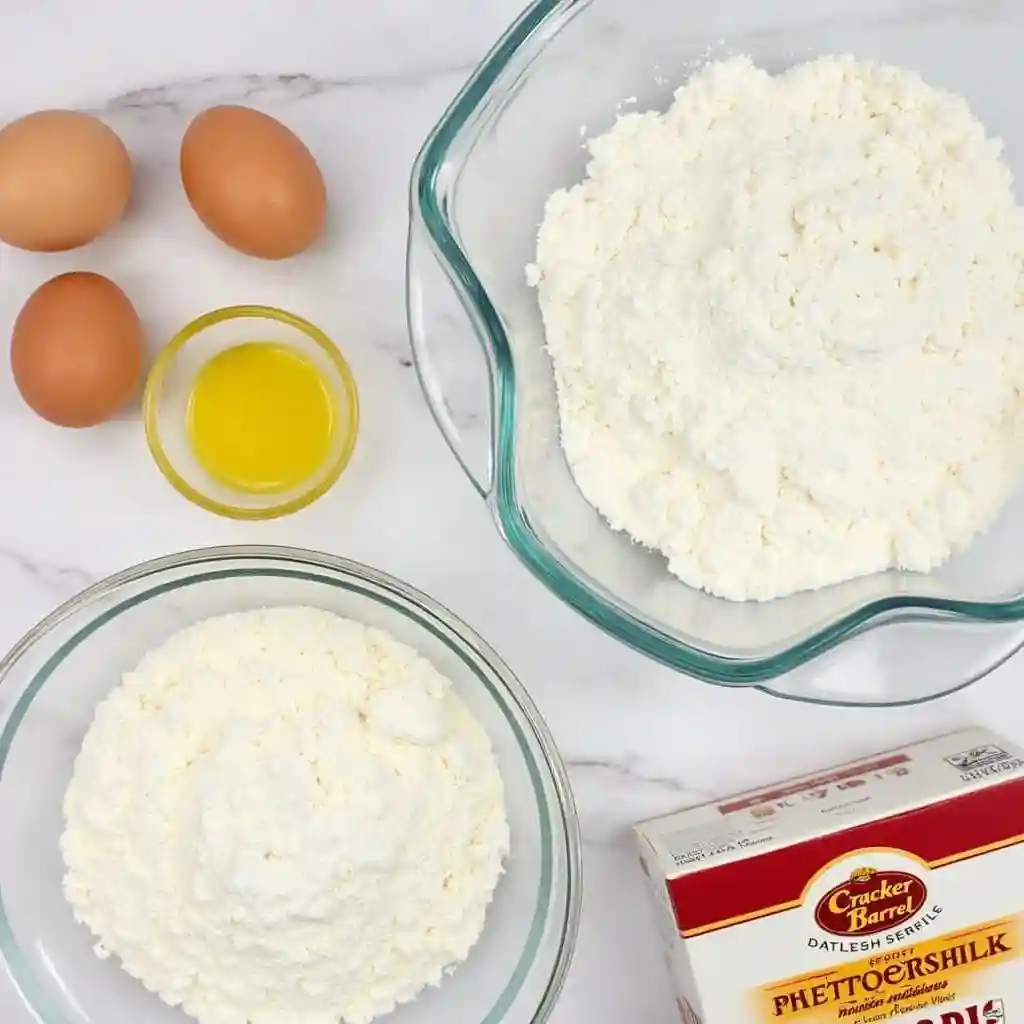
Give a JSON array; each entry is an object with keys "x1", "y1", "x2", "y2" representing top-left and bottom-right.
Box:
[{"x1": 635, "y1": 728, "x2": 1024, "y2": 1024}]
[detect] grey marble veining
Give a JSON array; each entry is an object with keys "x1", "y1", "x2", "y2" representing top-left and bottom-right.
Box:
[
  {"x1": 102, "y1": 64, "x2": 478, "y2": 115},
  {"x1": 0, "y1": 548, "x2": 95, "y2": 596}
]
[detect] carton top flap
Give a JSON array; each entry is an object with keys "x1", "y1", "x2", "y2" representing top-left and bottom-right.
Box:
[{"x1": 634, "y1": 728, "x2": 1024, "y2": 878}]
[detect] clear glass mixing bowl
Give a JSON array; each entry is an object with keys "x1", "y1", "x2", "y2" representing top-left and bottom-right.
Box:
[
  {"x1": 0, "y1": 546, "x2": 580, "y2": 1024},
  {"x1": 407, "y1": 0, "x2": 1024, "y2": 704}
]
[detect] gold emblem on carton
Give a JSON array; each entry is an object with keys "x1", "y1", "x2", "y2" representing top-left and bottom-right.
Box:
[{"x1": 848, "y1": 866, "x2": 876, "y2": 884}]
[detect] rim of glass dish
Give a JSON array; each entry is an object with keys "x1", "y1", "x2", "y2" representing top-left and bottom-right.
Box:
[
  {"x1": 410, "y1": 0, "x2": 1024, "y2": 694},
  {"x1": 0, "y1": 545, "x2": 581, "y2": 1024},
  {"x1": 143, "y1": 305, "x2": 360, "y2": 521}
]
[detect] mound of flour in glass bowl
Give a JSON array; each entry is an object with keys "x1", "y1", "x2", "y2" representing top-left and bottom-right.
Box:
[
  {"x1": 528, "y1": 55, "x2": 1024, "y2": 601},
  {"x1": 60, "y1": 607, "x2": 509, "y2": 1024}
]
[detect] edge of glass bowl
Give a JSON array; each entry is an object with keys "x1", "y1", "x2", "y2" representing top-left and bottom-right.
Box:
[
  {"x1": 409, "y1": 0, "x2": 1024, "y2": 696},
  {"x1": 0, "y1": 544, "x2": 582, "y2": 1024}
]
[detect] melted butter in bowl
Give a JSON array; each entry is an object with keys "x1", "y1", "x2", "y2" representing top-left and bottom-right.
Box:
[
  {"x1": 187, "y1": 341, "x2": 336, "y2": 494},
  {"x1": 144, "y1": 305, "x2": 359, "y2": 519}
]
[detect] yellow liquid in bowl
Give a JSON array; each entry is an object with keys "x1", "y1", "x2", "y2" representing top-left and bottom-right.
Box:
[{"x1": 187, "y1": 342, "x2": 335, "y2": 494}]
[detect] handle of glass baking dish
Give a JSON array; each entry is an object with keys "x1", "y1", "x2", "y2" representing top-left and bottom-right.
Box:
[{"x1": 406, "y1": 225, "x2": 495, "y2": 498}]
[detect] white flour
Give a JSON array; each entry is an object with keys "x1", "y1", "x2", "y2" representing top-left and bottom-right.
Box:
[
  {"x1": 61, "y1": 608, "x2": 509, "y2": 1024},
  {"x1": 528, "y1": 55, "x2": 1024, "y2": 600}
]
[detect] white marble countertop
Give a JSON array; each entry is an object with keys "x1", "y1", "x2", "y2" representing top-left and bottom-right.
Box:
[{"x1": 2, "y1": 2, "x2": 1024, "y2": 1022}]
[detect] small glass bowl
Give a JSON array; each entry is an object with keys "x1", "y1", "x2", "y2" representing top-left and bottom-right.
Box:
[
  {"x1": 143, "y1": 305, "x2": 359, "y2": 519},
  {"x1": 0, "y1": 545, "x2": 581, "y2": 1024}
]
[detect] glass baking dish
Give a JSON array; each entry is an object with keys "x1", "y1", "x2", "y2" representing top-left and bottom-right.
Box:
[{"x1": 406, "y1": 0, "x2": 1024, "y2": 705}]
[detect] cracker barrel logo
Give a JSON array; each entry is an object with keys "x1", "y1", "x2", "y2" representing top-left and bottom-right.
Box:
[{"x1": 813, "y1": 866, "x2": 927, "y2": 936}]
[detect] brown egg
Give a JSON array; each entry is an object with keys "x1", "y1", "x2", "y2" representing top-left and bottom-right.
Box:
[
  {"x1": 180, "y1": 105, "x2": 327, "y2": 259},
  {"x1": 11, "y1": 272, "x2": 144, "y2": 427},
  {"x1": 0, "y1": 110, "x2": 132, "y2": 252}
]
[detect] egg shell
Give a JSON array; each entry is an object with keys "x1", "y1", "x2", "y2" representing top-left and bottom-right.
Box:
[
  {"x1": 11, "y1": 272, "x2": 144, "y2": 428},
  {"x1": 180, "y1": 105, "x2": 327, "y2": 260},
  {"x1": 0, "y1": 110, "x2": 132, "y2": 252}
]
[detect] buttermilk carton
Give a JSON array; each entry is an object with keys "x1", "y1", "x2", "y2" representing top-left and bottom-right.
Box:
[{"x1": 635, "y1": 728, "x2": 1024, "y2": 1024}]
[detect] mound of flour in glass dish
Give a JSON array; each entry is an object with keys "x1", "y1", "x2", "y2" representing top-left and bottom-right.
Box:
[
  {"x1": 60, "y1": 607, "x2": 509, "y2": 1024},
  {"x1": 528, "y1": 55, "x2": 1024, "y2": 601}
]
